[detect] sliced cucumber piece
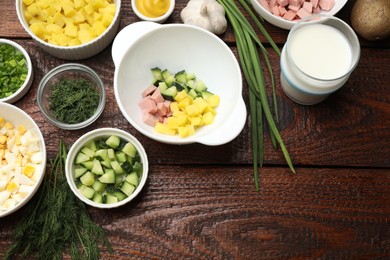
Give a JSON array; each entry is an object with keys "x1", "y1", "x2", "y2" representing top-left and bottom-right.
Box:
[
  {"x1": 174, "y1": 70, "x2": 187, "y2": 84},
  {"x1": 122, "y1": 142, "x2": 137, "y2": 157},
  {"x1": 113, "y1": 191, "x2": 127, "y2": 201},
  {"x1": 125, "y1": 172, "x2": 139, "y2": 187},
  {"x1": 121, "y1": 161, "x2": 132, "y2": 174},
  {"x1": 79, "y1": 185, "x2": 95, "y2": 199},
  {"x1": 81, "y1": 160, "x2": 94, "y2": 170},
  {"x1": 80, "y1": 171, "x2": 95, "y2": 186},
  {"x1": 105, "y1": 135, "x2": 120, "y2": 149},
  {"x1": 111, "y1": 160, "x2": 124, "y2": 174},
  {"x1": 92, "y1": 180, "x2": 107, "y2": 192},
  {"x1": 161, "y1": 86, "x2": 177, "y2": 101},
  {"x1": 80, "y1": 146, "x2": 95, "y2": 158},
  {"x1": 105, "y1": 194, "x2": 118, "y2": 204},
  {"x1": 151, "y1": 67, "x2": 163, "y2": 81},
  {"x1": 115, "y1": 173, "x2": 125, "y2": 186},
  {"x1": 92, "y1": 192, "x2": 103, "y2": 203},
  {"x1": 75, "y1": 152, "x2": 90, "y2": 164},
  {"x1": 85, "y1": 140, "x2": 98, "y2": 152},
  {"x1": 74, "y1": 165, "x2": 88, "y2": 178},
  {"x1": 107, "y1": 148, "x2": 116, "y2": 160},
  {"x1": 195, "y1": 80, "x2": 207, "y2": 93},
  {"x1": 99, "y1": 170, "x2": 116, "y2": 184},
  {"x1": 91, "y1": 159, "x2": 104, "y2": 175},
  {"x1": 115, "y1": 151, "x2": 127, "y2": 163},
  {"x1": 120, "y1": 181, "x2": 136, "y2": 196}
]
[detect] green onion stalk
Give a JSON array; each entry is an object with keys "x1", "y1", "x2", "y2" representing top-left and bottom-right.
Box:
[{"x1": 217, "y1": 0, "x2": 295, "y2": 191}]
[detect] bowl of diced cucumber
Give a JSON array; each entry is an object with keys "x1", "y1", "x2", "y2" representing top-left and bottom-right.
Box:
[{"x1": 65, "y1": 128, "x2": 148, "y2": 208}]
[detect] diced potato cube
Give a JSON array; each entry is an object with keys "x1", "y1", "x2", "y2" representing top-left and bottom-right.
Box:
[
  {"x1": 185, "y1": 104, "x2": 200, "y2": 117},
  {"x1": 52, "y1": 0, "x2": 62, "y2": 12},
  {"x1": 0, "y1": 118, "x2": 5, "y2": 128},
  {"x1": 64, "y1": 23, "x2": 78, "y2": 38},
  {"x1": 93, "y1": 0, "x2": 109, "y2": 10},
  {"x1": 178, "y1": 97, "x2": 192, "y2": 110},
  {"x1": 178, "y1": 125, "x2": 195, "y2": 138},
  {"x1": 78, "y1": 23, "x2": 90, "y2": 30},
  {"x1": 193, "y1": 97, "x2": 208, "y2": 113},
  {"x1": 5, "y1": 122, "x2": 14, "y2": 130},
  {"x1": 207, "y1": 95, "x2": 220, "y2": 107},
  {"x1": 68, "y1": 38, "x2": 82, "y2": 46},
  {"x1": 155, "y1": 122, "x2": 176, "y2": 135},
  {"x1": 23, "y1": 0, "x2": 35, "y2": 6},
  {"x1": 53, "y1": 12, "x2": 66, "y2": 27},
  {"x1": 101, "y1": 13, "x2": 114, "y2": 27},
  {"x1": 52, "y1": 33, "x2": 71, "y2": 46},
  {"x1": 84, "y1": 4, "x2": 95, "y2": 15},
  {"x1": 26, "y1": 3, "x2": 41, "y2": 17},
  {"x1": 92, "y1": 21, "x2": 106, "y2": 36},
  {"x1": 37, "y1": 0, "x2": 51, "y2": 9},
  {"x1": 177, "y1": 115, "x2": 188, "y2": 126},
  {"x1": 63, "y1": 1, "x2": 77, "y2": 17},
  {"x1": 73, "y1": 11, "x2": 86, "y2": 24},
  {"x1": 170, "y1": 102, "x2": 179, "y2": 112},
  {"x1": 74, "y1": 0, "x2": 85, "y2": 9},
  {"x1": 174, "y1": 90, "x2": 188, "y2": 102},
  {"x1": 167, "y1": 117, "x2": 179, "y2": 130},
  {"x1": 102, "y1": 3, "x2": 116, "y2": 15},
  {"x1": 46, "y1": 23, "x2": 63, "y2": 34},
  {"x1": 190, "y1": 116, "x2": 202, "y2": 126},
  {"x1": 202, "y1": 111, "x2": 215, "y2": 125},
  {"x1": 6, "y1": 181, "x2": 19, "y2": 193},
  {"x1": 78, "y1": 28, "x2": 95, "y2": 44}
]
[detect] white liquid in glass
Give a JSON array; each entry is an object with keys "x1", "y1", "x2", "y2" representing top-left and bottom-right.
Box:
[{"x1": 289, "y1": 24, "x2": 352, "y2": 80}]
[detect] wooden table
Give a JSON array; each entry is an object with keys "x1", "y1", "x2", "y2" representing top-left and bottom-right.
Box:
[{"x1": 1, "y1": 0, "x2": 390, "y2": 258}]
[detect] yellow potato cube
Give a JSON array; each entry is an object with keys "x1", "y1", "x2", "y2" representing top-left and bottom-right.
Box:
[
  {"x1": 84, "y1": 4, "x2": 95, "y2": 15},
  {"x1": 93, "y1": 0, "x2": 109, "y2": 10},
  {"x1": 155, "y1": 122, "x2": 176, "y2": 135},
  {"x1": 172, "y1": 110, "x2": 185, "y2": 117},
  {"x1": 53, "y1": 12, "x2": 66, "y2": 27},
  {"x1": 46, "y1": 23, "x2": 63, "y2": 34},
  {"x1": 64, "y1": 23, "x2": 78, "y2": 38},
  {"x1": 68, "y1": 38, "x2": 82, "y2": 46},
  {"x1": 4, "y1": 122, "x2": 14, "y2": 130},
  {"x1": 52, "y1": 33, "x2": 71, "y2": 46},
  {"x1": 92, "y1": 21, "x2": 106, "y2": 36},
  {"x1": 6, "y1": 181, "x2": 19, "y2": 193},
  {"x1": 102, "y1": 3, "x2": 116, "y2": 15},
  {"x1": 101, "y1": 13, "x2": 114, "y2": 27},
  {"x1": 0, "y1": 118, "x2": 5, "y2": 128},
  {"x1": 37, "y1": 0, "x2": 51, "y2": 9},
  {"x1": 63, "y1": 1, "x2": 77, "y2": 17},
  {"x1": 202, "y1": 111, "x2": 215, "y2": 125},
  {"x1": 93, "y1": 11, "x2": 103, "y2": 21},
  {"x1": 170, "y1": 102, "x2": 179, "y2": 112},
  {"x1": 177, "y1": 115, "x2": 188, "y2": 126},
  {"x1": 208, "y1": 95, "x2": 220, "y2": 107},
  {"x1": 78, "y1": 23, "x2": 90, "y2": 30},
  {"x1": 178, "y1": 97, "x2": 192, "y2": 110},
  {"x1": 30, "y1": 22, "x2": 47, "y2": 39},
  {"x1": 52, "y1": 0, "x2": 62, "y2": 12},
  {"x1": 185, "y1": 104, "x2": 200, "y2": 117},
  {"x1": 17, "y1": 125, "x2": 27, "y2": 136},
  {"x1": 0, "y1": 136, "x2": 6, "y2": 145},
  {"x1": 190, "y1": 116, "x2": 203, "y2": 126},
  {"x1": 78, "y1": 28, "x2": 95, "y2": 44},
  {"x1": 23, "y1": 0, "x2": 35, "y2": 6},
  {"x1": 74, "y1": 0, "x2": 85, "y2": 9},
  {"x1": 193, "y1": 97, "x2": 208, "y2": 113},
  {"x1": 73, "y1": 11, "x2": 86, "y2": 24},
  {"x1": 24, "y1": 11, "x2": 34, "y2": 23},
  {"x1": 26, "y1": 3, "x2": 41, "y2": 17},
  {"x1": 167, "y1": 117, "x2": 179, "y2": 130},
  {"x1": 174, "y1": 90, "x2": 188, "y2": 102},
  {"x1": 178, "y1": 125, "x2": 195, "y2": 138},
  {"x1": 23, "y1": 165, "x2": 36, "y2": 178}
]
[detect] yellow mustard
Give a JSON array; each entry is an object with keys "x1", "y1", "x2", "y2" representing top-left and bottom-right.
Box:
[{"x1": 136, "y1": 0, "x2": 170, "y2": 18}]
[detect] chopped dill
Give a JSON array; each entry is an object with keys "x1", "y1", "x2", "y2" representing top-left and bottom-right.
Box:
[
  {"x1": 5, "y1": 141, "x2": 112, "y2": 260},
  {"x1": 48, "y1": 78, "x2": 100, "y2": 124}
]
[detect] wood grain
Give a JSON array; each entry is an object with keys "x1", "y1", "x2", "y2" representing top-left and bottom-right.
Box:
[{"x1": 0, "y1": 0, "x2": 389, "y2": 258}]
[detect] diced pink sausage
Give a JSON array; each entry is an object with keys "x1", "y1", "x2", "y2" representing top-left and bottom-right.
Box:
[
  {"x1": 277, "y1": 0, "x2": 289, "y2": 7},
  {"x1": 310, "y1": 0, "x2": 319, "y2": 8},
  {"x1": 258, "y1": 0, "x2": 271, "y2": 12},
  {"x1": 288, "y1": 0, "x2": 300, "y2": 7},
  {"x1": 302, "y1": 1, "x2": 313, "y2": 13},
  {"x1": 278, "y1": 6, "x2": 287, "y2": 15},
  {"x1": 163, "y1": 100, "x2": 171, "y2": 113},
  {"x1": 272, "y1": 5, "x2": 281, "y2": 15},
  {"x1": 288, "y1": 4, "x2": 300, "y2": 12},
  {"x1": 313, "y1": 5, "x2": 321, "y2": 13},
  {"x1": 269, "y1": 0, "x2": 277, "y2": 8},
  {"x1": 283, "y1": 10, "x2": 296, "y2": 20},
  {"x1": 319, "y1": 0, "x2": 334, "y2": 10},
  {"x1": 297, "y1": 7, "x2": 311, "y2": 18},
  {"x1": 143, "y1": 113, "x2": 159, "y2": 127},
  {"x1": 138, "y1": 96, "x2": 155, "y2": 110},
  {"x1": 150, "y1": 88, "x2": 165, "y2": 103},
  {"x1": 155, "y1": 102, "x2": 168, "y2": 117},
  {"x1": 142, "y1": 85, "x2": 157, "y2": 97}
]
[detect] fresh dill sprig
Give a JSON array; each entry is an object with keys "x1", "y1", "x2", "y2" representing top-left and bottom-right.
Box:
[{"x1": 5, "y1": 141, "x2": 112, "y2": 260}]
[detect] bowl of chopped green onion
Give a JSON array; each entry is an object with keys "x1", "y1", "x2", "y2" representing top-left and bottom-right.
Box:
[
  {"x1": 0, "y1": 39, "x2": 33, "y2": 103},
  {"x1": 37, "y1": 63, "x2": 106, "y2": 130}
]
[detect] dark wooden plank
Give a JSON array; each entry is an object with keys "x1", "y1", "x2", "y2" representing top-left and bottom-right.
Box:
[{"x1": 1, "y1": 166, "x2": 389, "y2": 258}]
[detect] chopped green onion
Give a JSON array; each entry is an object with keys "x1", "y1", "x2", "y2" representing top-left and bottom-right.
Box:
[{"x1": 0, "y1": 43, "x2": 28, "y2": 99}]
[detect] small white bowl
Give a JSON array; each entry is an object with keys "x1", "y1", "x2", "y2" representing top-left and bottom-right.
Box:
[
  {"x1": 250, "y1": 0, "x2": 348, "y2": 30},
  {"x1": 131, "y1": 0, "x2": 175, "y2": 23},
  {"x1": 112, "y1": 22, "x2": 247, "y2": 146},
  {"x1": 65, "y1": 128, "x2": 149, "y2": 209},
  {"x1": 0, "y1": 103, "x2": 47, "y2": 218},
  {"x1": 15, "y1": 0, "x2": 121, "y2": 60},
  {"x1": 0, "y1": 39, "x2": 33, "y2": 103}
]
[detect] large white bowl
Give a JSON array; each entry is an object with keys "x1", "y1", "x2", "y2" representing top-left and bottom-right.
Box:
[
  {"x1": 65, "y1": 128, "x2": 149, "y2": 209},
  {"x1": 250, "y1": 0, "x2": 348, "y2": 30},
  {"x1": 112, "y1": 22, "x2": 247, "y2": 146},
  {"x1": 0, "y1": 103, "x2": 46, "y2": 218},
  {"x1": 16, "y1": 0, "x2": 121, "y2": 60},
  {"x1": 0, "y1": 39, "x2": 33, "y2": 103}
]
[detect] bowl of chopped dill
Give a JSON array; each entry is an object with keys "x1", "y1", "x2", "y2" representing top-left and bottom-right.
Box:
[
  {"x1": 37, "y1": 63, "x2": 106, "y2": 130},
  {"x1": 0, "y1": 38, "x2": 33, "y2": 103}
]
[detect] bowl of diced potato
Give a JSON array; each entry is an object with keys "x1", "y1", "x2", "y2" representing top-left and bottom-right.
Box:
[
  {"x1": 16, "y1": 0, "x2": 121, "y2": 60},
  {"x1": 112, "y1": 22, "x2": 247, "y2": 146},
  {"x1": 0, "y1": 102, "x2": 46, "y2": 218}
]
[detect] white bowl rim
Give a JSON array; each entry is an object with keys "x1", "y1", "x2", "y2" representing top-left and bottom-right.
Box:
[
  {"x1": 15, "y1": 0, "x2": 122, "y2": 50},
  {"x1": 113, "y1": 23, "x2": 247, "y2": 145},
  {"x1": 0, "y1": 38, "x2": 33, "y2": 103},
  {"x1": 65, "y1": 127, "x2": 149, "y2": 209},
  {"x1": 0, "y1": 102, "x2": 47, "y2": 218}
]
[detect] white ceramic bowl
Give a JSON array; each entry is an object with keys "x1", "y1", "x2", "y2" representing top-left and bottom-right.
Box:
[
  {"x1": 250, "y1": 0, "x2": 348, "y2": 30},
  {"x1": 65, "y1": 128, "x2": 149, "y2": 209},
  {"x1": 131, "y1": 0, "x2": 175, "y2": 23},
  {"x1": 0, "y1": 103, "x2": 47, "y2": 218},
  {"x1": 0, "y1": 39, "x2": 33, "y2": 103},
  {"x1": 112, "y1": 22, "x2": 247, "y2": 146},
  {"x1": 15, "y1": 0, "x2": 121, "y2": 60}
]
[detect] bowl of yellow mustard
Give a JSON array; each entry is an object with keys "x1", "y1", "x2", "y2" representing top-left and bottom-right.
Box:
[{"x1": 131, "y1": 0, "x2": 174, "y2": 23}]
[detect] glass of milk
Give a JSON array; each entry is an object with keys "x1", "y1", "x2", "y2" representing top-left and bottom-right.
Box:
[{"x1": 280, "y1": 15, "x2": 360, "y2": 105}]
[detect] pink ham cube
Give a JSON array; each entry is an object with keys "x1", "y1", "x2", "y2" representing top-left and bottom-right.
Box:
[
  {"x1": 297, "y1": 7, "x2": 311, "y2": 19},
  {"x1": 319, "y1": 0, "x2": 334, "y2": 10},
  {"x1": 310, "y1": 0, "x2": 319, "y2": 8},
  {"x1": 150, "y1": 88, "x2": 165, "y2": 103},
  {"x1": 277, "y1": 0, "x2": 289, "y2": 7},
  {"x1": 142, "y1": 85, "x2": 157, "y2": 97},
  {"x1": 283, "y1": 10, "x2": 296, "y2": 20},
  {"x1": 302, "y1": 1, "x2": 313, "y2": 13},
  {"x1": 143, "y1": 113, "x2": 159, "y2": 127}
]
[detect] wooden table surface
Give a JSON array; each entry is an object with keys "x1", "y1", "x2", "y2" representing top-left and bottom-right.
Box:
[{"x1": 1, "y1": 0, "x2": 390, "y2": 258}]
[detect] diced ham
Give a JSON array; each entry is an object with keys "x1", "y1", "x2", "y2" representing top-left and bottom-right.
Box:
[
  {"x1": 302, "y1": 1, "x2": 313, "y2": 13},
  {"x1": 258, "y1": 0, "x2": 271, "y2": 12},
  {"x1": 150, "y1": 88, "x2": 165, "y2": 103},
  {"x1": 288, "y1": 0, "x2": 300, "y2": 7},
  {"x1": 143, "y1": 113, "x2": 159, "y2": 127},
  {"x1": 313, "y1": 5, "x2": 321, "y2": 13},
  {"x1": 296, "y1": 7, "x2": 311, "y2": 19},
  {"x1": 319, "y1": 0, "x2": 334, "y2": 11},
  {"x1": 272, "y1": 5, "x2": 281, "y2": 16},
  {"x1": 139, "y1": 96, "x2": 155, "y2": 110},
  {"x1": 269, "y1": 0, "x2": 277, "y2": 8},
  {"x1": 278, "y1": 6, "x2": 287, "y2": 15},
  {"x1": 142, "y1": 85, "x2": 157, "y2": 97},
  {"x1": 155, "y1": 102, "x2": 168, "y2": 117},
  {"x1": 288, "y1": 4, "x2": 300, "y2": 12},
  {"x1": 310, "y1": 0, "x2": 319, "y2": 8},
  {"x1": 283, "y1": 10, "x2": 296, "y2": 20},
  {"x1": 277, "y1": 0, "x2": 289, "y2": 7}
]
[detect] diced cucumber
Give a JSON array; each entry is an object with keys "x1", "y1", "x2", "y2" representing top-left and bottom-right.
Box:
[
  {"x1": 115, "y1": 173, "x2": 125, "y2": 186},
  {"x1": 111, "y1": 160, "x2": 124, "y2": 174},
  {"x1": 105, "y1": 135, "x2": 120, "y2": 149},
  {"x1": 81, "y1": 160, "x2": 94, "y2": 170},
  {"x1": 122, "y1": 142, "x2": 137, "y2": 157},
  {"x1": 91, "y1": 159, "x2": 104, "y2": 175},
  {"x1": 195, "y1": 80, "x2": 207, "y2": 93},
  {"x1": 74, "y1": 165, "x2": 88, "y2": 178},
  {"x1": 115, "y1": 151, "x2": 127, "y2": 163},
  {"x1": 161, "y1": 86, "x2": 177, "y2": 101},
  {"x1": 158, "y1": 81, "x2": 168, "y2": 92},
  {"x1": 107, "y1": 148, "x2": 116, "y2": 160},
  {"x1": 151, "y1": 67, "x2": 163, "y2": 81},
  {"x1": 85, "y1": 140, "x2": 98, "y2": 152},
  {"x1": 186, "y1": 72, "x2": 196, "y2": 81},
  {"x1": 120, "y1": 181, "x2": 136, "y2": 196},
  {"x1": 125, "y1": 172, "x2": 139, "y2": 187},
  {"x1": 113, "y1": 191, "x2": 127, "y2": 201},
  {"x1": 98, "y1": 170, "x2": 116, "y2": 184},
  {"x1": 92, "y1": 192, "x2": 103, "y2": 203},
  {"x1": 75, "y1": 152, "x2": 90, "y2": 164},
  {"x1": 201, "y1": 91, "x2": 214, "y2": 102},
  {"x1": 80, "y1": 171, "x2": 95, "y2": 186},
  {"x1": 79, "y1": 185, "x2": 95, "y2": 199},
  {"x1": 174, "y1": 70, "x2": 187, "y2": 84},
  {"x1": 188, "y1": 89, "x2": 198, "y2": 99},
  {"x1": 187, "y1": 80, "x2": 195, "y2": 89},
  {"x1": 121, "y1": 161, "x2": 133, "y2": 173},
  {"x1": 95, "y1": 149, "x2": 109, "y2": 162},
  {"x1": 81, "y1": 147, "x2": 95, "y2": 158},
  {"x1": 172, "y1": 82, "x2": 187, "y2": 92},
  {"x1": 92, "y1": 180, "x2": 107, "y2": 192},
  {"x1": 162, "y1": 69, "x2": 174, "y2": 87},
  {"x1": 105, "y1": 194, "x2": 118, "y2": 204}
]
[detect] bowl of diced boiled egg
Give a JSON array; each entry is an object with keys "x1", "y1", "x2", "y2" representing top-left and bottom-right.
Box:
[
  {"x1": 112, "y1": 22, "x2": 247, "y2": 146},
  {"x1": 16, "y1": 0, "x2": 121, "y2": 60},
  {"x1": 0, "y1": 103, "x2": 46, "y2": 218},
  {"x1": 65, "y1": 128, "x2": 148, "y2": 208},
  {"x1": 250, "y1": 0, "x2": 348, "y2": 30}
]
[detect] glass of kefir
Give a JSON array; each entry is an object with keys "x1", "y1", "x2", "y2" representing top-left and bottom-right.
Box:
[{"x1": 280, "y1": 14, "x2": 360, "y2": 105}]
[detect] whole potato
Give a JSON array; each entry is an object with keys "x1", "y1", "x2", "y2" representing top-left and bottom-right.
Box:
[{"x1": 351, "y1": 0, "x2": 390, "y2": 41}]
